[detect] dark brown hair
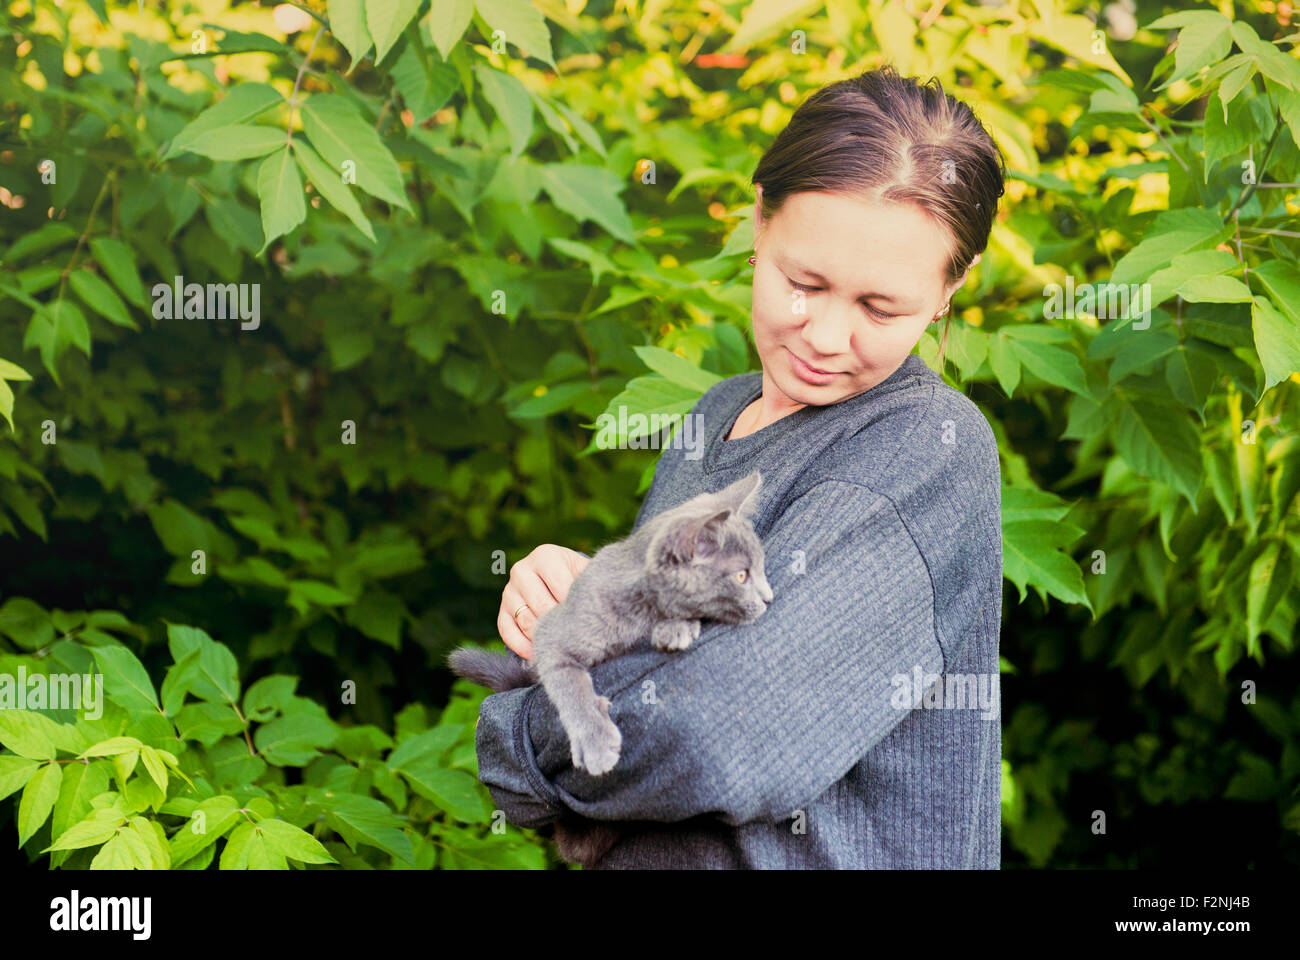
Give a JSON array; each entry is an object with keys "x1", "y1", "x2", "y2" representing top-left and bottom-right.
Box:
[{"x1": 751, "y1": 64, "x2": 1006, "y2": 372}]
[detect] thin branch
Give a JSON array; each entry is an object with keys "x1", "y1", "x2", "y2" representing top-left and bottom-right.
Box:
[
  {"x1": 286, "y1": 26, "x2": 325, "y2": 145},
  {"x1": 1239, "y1": 226, "x2": 1300, "y2": 238},
  {"x1": 1139, "y1": 107, "x2": 1191, "y2": 179},
  {"x1": 55, "y1": 172, "x2": 114, "y2": 307},
  {"x1": 1224, "y1": 103, "x2": 1284, "y2": 222}
]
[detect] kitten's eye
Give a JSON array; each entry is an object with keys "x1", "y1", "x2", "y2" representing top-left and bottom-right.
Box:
[{"x1": 735, "y1": 570, "x2": 748, "y2": 584}]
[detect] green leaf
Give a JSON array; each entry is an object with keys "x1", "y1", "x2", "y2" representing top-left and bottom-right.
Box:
[
  {"x1": 128, "y1": 816, "x2": 170, "y2": 868},
  {"x1": 1002, "y1": 331, "x2": 1090, "y2": 397},
  {"x1": 293, "y1": 140, "x2": 376, "y2": 243},
  {"x1": 18, "y1": 761, "x2": 62, "y2": 846},
  {"x1": 1107, "y1": 329, "x2": 1179, "y2": 388},
  {"x1": 1164, "y1": 12, "x2": 1233, "y2": 84},
  {"x1": 365, "y1": 0, "x2": 422, "y2": 63},
  {"x1": 179, "y1": 124, "x2": 288, "y2": 161},
  {"x1": 49, "y1": 759, "x2": 111, "y2": 846},
  {"x1": 329, "y1": 0, "x2": 373, "y2": 67},
  {"x1": 1002, "y1": 519, "x2": 1090, "y2": 610},
  {"x1": 473, "y1": 64, "x2": 535, "y2": 157},
  {"x1": 45, "y1": 808, "x2": 125, "y2": 851},
  {"x1": 165, "y1": 623, "x2": 241, "y2": 705},
  {"x1": 300, "y1": 94, "x2": 410, "y2": 211},
  {"x1": 986, "y1": 330, "x2": 1021, "y2": 397},
  {"x1": 1112, "y1": 390, "x2": 1204, "y2": 505},
  {"x1": 391, "y1": 39, "x2": 460, "y2": 123},
  {"x1": 1177, "y1": 274, "x2": 1253, "y2": 304},
  {"x1": 168, "y1": 795, "x2": 241, "y2": 865},
  {"x1": 1250, "y1": 261, "x2": 1300, "y2": 391},
  {"x1": 254, "y1": 713, "x2": 339, "y2": 765},
  {"x1": 343, "y1": 589, "x2": 406, "y2": 648},
  {"x1": 1247, "y1": 540, "x2": 1291, "y2": 656},
  {"x1": 175, "y1": 702, "x2": 245, "y2": 744},
  {"x1": 0, "y1": 710, "x2": 57, "y2": 760},
  {"x1": 0, "y1": 756, "x2": 41, "y2": 802},
  {"x1": 1026, "y1": 12, "x2": 1131, "y2": 84},
  {"x1": 161, "y1": 646, "x2": 202, "y2": 716},
  {"x1": 1251, "y1": 296, "x2": 1300, "y2": 392},
  {"x1": 88, "y1": 236, "x2": 147, "y2": 307},
  {"x1": 288, "y1": 580, "x2": 354, "y2": 606},
  {"x1": 3, "y1": 222, "x2": 77, "y2": 264},
  {"x1": 256, "y1": 818, "x2": 338, "y2": 863},
  {"x1": 538, "y1": 163, "x2": 636, "y2": 244},
  {"x1": 585, "y1": 375, "x2": 699, "y2": 451},
  {"x1": 139, "y1": 745, "x2": 169, "y2": 793},
  {"x1": 89, "y1": 644, "x2": 160, "y2": 713},
  {"x1": 547, "y1": 237, "x2": 618, "y2": 284},
  {"x1": 89, "y1": 828, "x2": 150, "y2": 869},
  {"x1": 426, "y1": 0, "x2": 474, "y2": 60},
  {"x1": 386, "y1": 724, "x2": 462, "y2": 769},
  {"x1": 242, "y1": 674, "x2": 298, "y2": 722},
  {"x1": 255, "y1": 146, "x2": 307, "y2": 254},
  {"x1": 632, "y1": 345, "x2": 723, "y2": 392},
  {"x1": 320, "y1": 791, "x2": 414, "y2": 864},
  {"x1": 80, "y1": 736, "x2": 144, "y2": 758},
  {"x1": 0, "y1": 596, "x2": 54, "y2": 650},
  {"x1": 1110, "y1": 210, "x2": 1231, "y2": 285},
  {"x1": 23, "y1": 300, "x2": 91, "y2": 386},
  {"x1": 1164, "y1": 341, "x2": 1221, "y2": 415},
  {"x1": 474, "y1": 0, "x2": 556, "y2": 69},
  {"x1": 395, "y1": 760, "x2": 487, "y2": 822},
  {"x1": 69, "y1": 270, "x2": 138, "y2": 330},
  {"x1": 163, "y1": 83, "x2": 284, "y2": 160}
]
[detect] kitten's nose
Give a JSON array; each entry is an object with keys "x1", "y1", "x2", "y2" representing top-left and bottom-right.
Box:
[{"x1": 759, "y1": 581, "x2": 773, "y2": 604}]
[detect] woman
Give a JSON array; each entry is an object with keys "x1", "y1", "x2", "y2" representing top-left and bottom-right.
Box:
[{"x1": 475, "y1": 66, "x2": 1006, "y2": 868}]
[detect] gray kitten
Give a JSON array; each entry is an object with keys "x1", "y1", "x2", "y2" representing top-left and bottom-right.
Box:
[{"x1": 448, "y1": 469, "x2": 773, "y2": 867}]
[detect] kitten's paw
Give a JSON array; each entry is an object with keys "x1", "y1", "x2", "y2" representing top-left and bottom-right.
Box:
[
  {"x1": 595, "y1": 695, "x2": 612, "y2": 718},
  {"x1": 571, "y1": 717, "x2": 622, "y2": 776},
  {"x1": 652, "y1": 620, "x2": 697, "y2": 652}
]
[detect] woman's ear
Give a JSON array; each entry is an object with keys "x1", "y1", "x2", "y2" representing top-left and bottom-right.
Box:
[
  {"x1": 752, "y1": 182, "x2": 765, "y2": 245},
  {"x1": 943, "y1": 253, "x2": 982, "y2": 304}
]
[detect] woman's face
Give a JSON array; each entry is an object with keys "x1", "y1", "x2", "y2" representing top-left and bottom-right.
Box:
[{"x1": 750, "y1": 186, "x2": 975, "y2": 409}]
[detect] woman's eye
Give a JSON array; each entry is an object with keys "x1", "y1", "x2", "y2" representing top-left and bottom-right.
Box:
[
  {"x1": 788, "y1": 277, "x2": 895, "y2": 319},
  {"x1": 735, "y1": 570, "x2": 748, "y2": 584}
]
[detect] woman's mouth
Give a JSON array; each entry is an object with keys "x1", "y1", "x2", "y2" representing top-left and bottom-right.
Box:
[{"x1": 785, "y1": 347, "x2": 838, "y2": 385}]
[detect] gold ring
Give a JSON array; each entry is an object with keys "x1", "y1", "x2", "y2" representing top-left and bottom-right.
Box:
[{"x1": 511, "y1": 603, "x2": 529, "y2": 623}]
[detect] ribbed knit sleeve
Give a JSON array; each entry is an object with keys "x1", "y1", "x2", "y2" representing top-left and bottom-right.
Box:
[{"x1": 475, "y1": 477, "x2": 945, "y2": 829}]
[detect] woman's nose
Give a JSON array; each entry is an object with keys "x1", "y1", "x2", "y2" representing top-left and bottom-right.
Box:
[{"x1": 797, "y1": 301, "x2": 854, "y2": 357}]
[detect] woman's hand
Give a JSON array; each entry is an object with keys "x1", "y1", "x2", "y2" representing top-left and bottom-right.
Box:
[{"x1": 498, "y1": 544, "x2": 591, "y2": 660}]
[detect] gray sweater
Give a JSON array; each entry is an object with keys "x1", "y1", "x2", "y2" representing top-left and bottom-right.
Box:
[{"x1": 475, "y1": 353, "x2": 1003, "y2": 868}]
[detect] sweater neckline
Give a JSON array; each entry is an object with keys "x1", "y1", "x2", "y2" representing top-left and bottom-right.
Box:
[{"x1": 703, "y1": 354, "x2": 931, "y2": 474}]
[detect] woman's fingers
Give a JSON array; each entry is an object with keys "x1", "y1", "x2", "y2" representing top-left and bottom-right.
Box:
[
  {"x1": 511, "y1": 558, "x2": 561, "y2": 626},
  {"x1": 497, "y1": 598, "x2": 534, "y2": 661},
  {"x1": 495, "y1": 545, "x2": 592, "y2": 661}
]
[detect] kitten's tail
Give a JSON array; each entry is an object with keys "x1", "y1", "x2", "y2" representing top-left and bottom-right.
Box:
[{"x1": 446, "y1": 645, "x2": 538, "y2": 692}]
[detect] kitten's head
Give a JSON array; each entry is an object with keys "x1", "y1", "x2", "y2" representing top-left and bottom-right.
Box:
[{"x1": 644, "y1": 470, "x2": 773, "y2": 624}]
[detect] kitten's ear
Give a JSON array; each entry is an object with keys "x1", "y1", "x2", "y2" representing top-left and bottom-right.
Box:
[
  {"x1": 656, "y1": 509, "x2": 730, "y2": 565},
  {"x1": 726, "y1": 470, "x2": 763, "y2": 519}
]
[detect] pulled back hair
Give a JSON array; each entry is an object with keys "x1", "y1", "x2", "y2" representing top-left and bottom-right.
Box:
[{"x1": 751, "y1": 65, "x2": 1006, "y2": 372}]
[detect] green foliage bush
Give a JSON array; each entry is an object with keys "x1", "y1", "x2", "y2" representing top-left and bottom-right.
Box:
[{"x1": 1, "y1": 0, "x2": 1299, "y2": 867}]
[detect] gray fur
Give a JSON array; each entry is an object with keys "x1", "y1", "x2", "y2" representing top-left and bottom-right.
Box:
[{"x1": 447, "y1": 469, "x2": 773, "y2": 866}]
